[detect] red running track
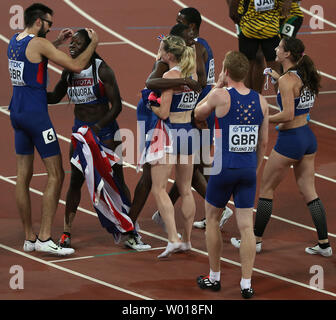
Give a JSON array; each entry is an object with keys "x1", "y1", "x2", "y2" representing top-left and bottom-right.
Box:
[{"x1": 0, "y1": 0, "x2": 335, "y2": 304}]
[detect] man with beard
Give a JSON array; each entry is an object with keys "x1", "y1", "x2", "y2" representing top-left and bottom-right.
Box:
[{"x1": 7, "y1": 3, "x2": 98, "y2": 256}]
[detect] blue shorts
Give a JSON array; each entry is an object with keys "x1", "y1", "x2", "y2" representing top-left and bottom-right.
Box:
[
  {"x1": 206, "y1": 167, "x2": 257, "y2": 208},
  {"x1": 73, "y1": 119, "x2": 120, "y2": 142},
  {"x1": 274, "y1": 125, "x2": 317, "y2": 160},
  {"x1": 169, "y1": 122, "x2": 200, "y2": 155},
  {"x1": 10, "y1": 110, "x2": 61, "y2": 159}
]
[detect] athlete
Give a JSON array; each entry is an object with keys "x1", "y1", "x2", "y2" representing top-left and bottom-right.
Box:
[
  {"x1": 148, "y1": 35, "x2": 198, "y2": 258},
  {"x1": 195, "y1": 51, "x2": 269, "y2": 298},
  {"x1": 231, "y1": 37, "x2": 333, "y2": 257},
  {"x1": 7, "y1": 3, "x2": 98, "y2": 255},
  {"x1": 151, "y1": 7, "x2": 233, "y2": 230},
  {"x1": 47, "y1": 29, "x2": 134, "y2": 248},
  {"x1": 229, "y1": 0, "x2": 291, "y2": 93},
  {"x1": 125, "y1": 24, "x2": 202, "y2": 250}
]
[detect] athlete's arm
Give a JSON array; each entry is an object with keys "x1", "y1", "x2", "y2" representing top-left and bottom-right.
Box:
[
  {"x1": 195, "y1": 88, "x2": 222, "y2": 121},
  {"x1": 269, "y1": 74, "x2": 295, "y2": 123},
  {"x1": 195, "y1": 42, "x2": 207, "y2": 88},
  {"x1": 47, "y1": 70, "x2": 68, "y2": 104},
  {"x1": 29, "y1": 29, "x2": 98, "y2": 73},
  {"x1": 256, "y1": 95, "x2": 269, "y2": 174},
  {"x1": 93, "y1": 62, "x2": 122, "y2": 130},
  {"x1": 52, "y1": 28, "x2": 74, "y2": 48},
  {"x1": 151, "y1": 70, "x2": 178, "y2": 120},
  {"x1": 229, "y1": 0, "x2": 241, "y2": 25},
  {"x1": 146, "y1": 60, "x2": 202, "y2": 93}
]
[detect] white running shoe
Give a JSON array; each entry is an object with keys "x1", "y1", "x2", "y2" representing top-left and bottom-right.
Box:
[
  {"x1": 23, "y1": 239, "x2": 36, "y2": 252},
  {"x1": 193, "y1": 207, "x2": 233, "y2": 229},
  {"x1": 305, "y1": 244, "x2": 332, "y2": 257},
  {"x1": 230, "y1": 237, "x2": 262, "y2": 253},
  {"x1": 158, "y1": 242, "x2": 183, "y2": 258},
  {"x1": 180, "y1": 242, "x2": 192, "y2": 251},
  {"x1": 193, "y1": 218, "x2": 206, "y2": 229},
  {"x1": 35, "y1": 238, "x2": 75, "y2": 256},
  {"x1": 124, "y1": 234, "x2": 151, "y2": 251},
  {"x1": 219, "y1": 207, "x2": 233, "y2": 229},
  {"x1": 152, "y1": 211, "x2": 167, "y2": 232}
]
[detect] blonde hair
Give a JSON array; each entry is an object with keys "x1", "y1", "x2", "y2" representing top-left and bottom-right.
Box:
[{"x1": 161, "y1": 35, "x2": 195, "y2": 78}]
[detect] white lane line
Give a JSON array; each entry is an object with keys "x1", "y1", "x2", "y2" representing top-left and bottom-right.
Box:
[
  {"x1": 172, "y1": 0, "x2": 336, "y2": 81},
  {"x1": 0, "y1": 243, "x2": 153, "y2": 300},
  {"x1": 173, "y1": 0, "x2": 237, "y2": 37},
  {"x1": 63, "y1": 0, "x2": 156, "y2": 58},
  {"x1": 1, "y1": 176, "x2": 335, "y2": 298},
  {"x1": 299, "y1": 30, "x2": 336, "y2": 35},
  {"x1": 1, "y1": 153, "x2": 336, "y2": 238},
  {"x1": 99, "y1": 41, "x2": 128, "y2": 46},
  {"x1": 300, "y1": 6, "x2": 336, "y2": 29},
  {"x1": 267, "y1": 103, "x2": 336, "y2": 132},
  {"x1": 49, "y1": 246, "x2": 166, "y2": 263}
]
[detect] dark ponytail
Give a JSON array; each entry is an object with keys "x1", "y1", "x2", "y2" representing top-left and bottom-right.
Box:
[{"x1": 283, "y1": 37, "x2": 321, "y2": 96}]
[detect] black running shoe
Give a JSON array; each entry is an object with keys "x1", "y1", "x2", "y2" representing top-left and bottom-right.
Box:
[
  {"x1": 241, "y1": 287, "x2": 254, "y2": 299},
  {"x1": 59, "y1": 233, "x2": 71, "y2": 248},
  {"x1": 197, "y1": 275, "x2": 221, "y2": 291}
]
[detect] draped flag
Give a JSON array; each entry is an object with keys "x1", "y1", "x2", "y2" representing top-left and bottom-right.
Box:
[
  {"x1": 71, "y1": 126, "x2": 134, "y2": 243},
  {"x1": 137, "y1": 118, "x2": 173, "y2": 171}
]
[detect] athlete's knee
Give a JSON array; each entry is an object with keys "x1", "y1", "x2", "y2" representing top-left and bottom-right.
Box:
[{"x1": 48, "y1": 166, "x2": 64, "y2": 186}]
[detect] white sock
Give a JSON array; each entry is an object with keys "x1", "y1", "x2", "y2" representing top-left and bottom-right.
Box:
[
  {"x1": 240, "y1": 278, "x2": 251, "y2": 290},
  {"x1": 209, "y1": 269, "x2": 220, "y2": 283}
]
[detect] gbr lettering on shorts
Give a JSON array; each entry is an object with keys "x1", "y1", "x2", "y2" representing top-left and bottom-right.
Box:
[
  {"x1": 8, "y1": 59, "x2": 25, "y2": 86},
  {"x1": 229, "y1": 125, "x2": 259, "y2": 152}
]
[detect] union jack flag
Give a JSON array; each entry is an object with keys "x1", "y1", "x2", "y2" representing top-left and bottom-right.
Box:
[
  {"x1": 137, "y1": 118, "x2": 173, "y2": 171},
  {"x1": 71, "y1": 126, "x2": 134, "y2": 243}
]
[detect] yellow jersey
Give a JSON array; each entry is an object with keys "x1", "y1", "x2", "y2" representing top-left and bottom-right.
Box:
[{"x1": 239, "y1": 0, "x2": 283, "y2": 39}]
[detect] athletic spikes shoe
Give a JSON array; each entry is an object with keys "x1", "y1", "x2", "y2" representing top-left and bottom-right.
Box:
[
  {"x1": 152, "y1": 211, "x2": 167, "y2": 232},
  {"x1": 23, "y1": 239, "x2": 36, "y2": 252},
  {"x1": 35, "y1": 238, "x2": 75, "y2": 256},
  {"x1": 197, "y1": 275, "x2": 221, "y2": 292},
  {"x1": 230, "y1": 238, "x2": 262, "y2": 253},
  {"x1": 241, "y1": 287, "x2": 254, "y2": 299},
  {"x1": 124, "y1": 233, "x2": 151, "y2": 251},
  {"x1": 59, "y1": 233, "x2": 71, "y2": 248},
  {"x1": 193, "y1": 218, "x2": 206, "y2": 229},
  {"x1": 305, "y1": 244, "x2": 332, "y2": 257},
  {"x1": 219, "y1": 206, "x2": 233, "y2": 229}
]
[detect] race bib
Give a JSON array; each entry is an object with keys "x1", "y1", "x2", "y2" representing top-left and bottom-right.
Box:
[
  {"x1": 67, "y1": 77, "x2": 96, "y2": 104},
  {"x1": 42, "y1": 128, "x2": 57, "y2": 144},
  {"x1": 177, "y1": 90, "x2": 199, "y2": 110},
  {"x1": 229, "y1": 125, "x2": 259, "y2": 152},
  {"x1": 207, "y1": 58, "x2": 215, "y2": 85},
  {"x1": 281, "y1": 23, "x2": 295, "y2": 37},
  {"x1": 8, "y1": 59, "x2": 25, "y2": 86},
  {"x1": 254, "y1": 0, "x2": 275, "y2": 12},
  {"x1": 297, "y1": 88, "x2": 315, "y2": 110}
]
